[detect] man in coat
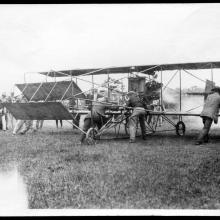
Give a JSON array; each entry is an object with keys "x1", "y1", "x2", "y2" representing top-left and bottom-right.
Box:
[
  {"x1": 126, "y1": 91, "x2": 147, "y2": 143},
  {"x1": 195, "y1": 86, "x2": 220, "y2": 145},
  {"x1": 80, "y1": 96, "x2": 111, "y2": 143}
]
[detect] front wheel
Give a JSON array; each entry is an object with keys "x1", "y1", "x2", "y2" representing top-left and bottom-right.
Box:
[
  {"x1": 85, "y1": 127, "x2": 98, "y2": 145},
  {"x1": 175, "y1": 121, "x2": 186, "y2": 136}
]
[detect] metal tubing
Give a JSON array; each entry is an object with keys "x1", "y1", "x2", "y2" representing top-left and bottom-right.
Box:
[
  {"x1": 64, "y1": 119, "x2": 86, "y2": 134},
  {"x1": 186, "y1": 105, "x2": 203, "y2": 112},
  {"x1": 211, "y1": 63, "x2": 214, "y2": 87},
  {"x1": 163, "y1": 70, "x2": 178, "y2": 91},
  {"x1": 140, "y1": 65, "x2": 161, "y2": 74},
  {"x1": 20, "y1": 83, "x2": 28, "y2": 95},
  {"x1": 92, "y1": 74, "x2": 94, "y2": 99},
  {"x1": 71, "y1": 75, "x2": 73, "y2": 97},
  {"x1": 29, "y1": 82, "x2": 44, "y2": 102},
  {"x1": 160, "y1": 68, "x2": 163, "y2": 110},
  {"x1": 30, "y1": 71, "x2": 51, "y2": 102},
  {"x1": 179, "y1": 69, "x2": 182, "y2": 121},
  {"x1": 52, "y1": 69, "x2": 129, "y2": 95},
  {"x1": 60, "y1": 81, "x2": 73, "y2": 101},
  {"x1": 75, "y1": 77, "x2": 79, "y2": 108},
  {"x1": 80, "y1": 67, "x2": 108, "y2": 77},
  {"x1": 45, "y1": 81, "x2": 58, "y2": 101},
  {"x1": 183, "y1": 69, "x2": 206, "y2": 83},
  {"x1": 107, "y1": 70, "x2": 110, "y2": 98},
  {"x1": 90, "y1": 99, "x2": 94, "y2": 132}
]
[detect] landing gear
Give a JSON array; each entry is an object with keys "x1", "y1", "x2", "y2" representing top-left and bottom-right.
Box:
[
  {"x1": 85, "y1": 127, "x2": 98, "y2": 145},
  {"x1": 175, "y1": 121, "x2": 186, "y2": 136},
  {"x1": 72, "y1": 114, "x2": 80, "y2": 129}
]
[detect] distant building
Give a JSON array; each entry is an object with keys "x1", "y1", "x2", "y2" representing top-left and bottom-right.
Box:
[{"x1": 186, "y1": 80, "x2": 215, "y2": 100}]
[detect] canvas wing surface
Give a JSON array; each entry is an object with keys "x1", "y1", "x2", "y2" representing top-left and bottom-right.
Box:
[{"x1": 4, "y1": 102, "x2": 73, "y2": 120}]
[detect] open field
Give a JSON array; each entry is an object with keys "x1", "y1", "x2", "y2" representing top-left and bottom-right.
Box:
[{"x1": 1, "y1": 119, "x2": 220, "y2": 209}]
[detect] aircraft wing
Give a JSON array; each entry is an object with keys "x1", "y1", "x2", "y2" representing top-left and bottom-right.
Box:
[
  {"x1": 147, "y1": 111, "x2": 200, "y2": 116},
  {"x1": 15, "y1": 80, "x2": 86, "y2": 101},
  {"x1": 39, "y1": 65, "x2": 156, "y2": 77},
  {"x1": 38, "y1": 61, "x2": 220, "y2": 77},
  {"x1": 147, "y1": 110, "x2": 220, "y2": 117},
  {"x1": 3, "y1": 102, "x2": 74, "y2": 120}
]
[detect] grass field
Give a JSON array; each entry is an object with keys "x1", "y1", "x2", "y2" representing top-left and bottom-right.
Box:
[{"x1": 1, "y1": 119, "x2": 220, "y2": 209}]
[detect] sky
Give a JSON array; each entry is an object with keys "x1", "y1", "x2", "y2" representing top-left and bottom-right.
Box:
[{"x1": 1, "y1": 3, "x2": 220, "y2": 95}]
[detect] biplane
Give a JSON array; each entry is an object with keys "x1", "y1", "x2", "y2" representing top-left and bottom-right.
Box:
[{"x1": 4, "y1": 61, "x2": 220, "y2": 144}]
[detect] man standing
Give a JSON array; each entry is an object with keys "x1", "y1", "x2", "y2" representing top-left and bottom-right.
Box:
[
  {"x1": 55, "y1": 120, "x2": 63, "y2": 128},
  {"x1": 1, "y1": 93, "x2": 8, "y2": 131},
  {"x1": 126, "y1": 91, "x2": 147, "y2": 143},
  {"x1": 36, "y1": 120, "x2": 44, "y2": 130},
  {"x1": 195, "y1": 86, "x2": 220, "y2": 145},
  {"x1": 7, "y1": 92, "x2": 16, "y2": 129}
]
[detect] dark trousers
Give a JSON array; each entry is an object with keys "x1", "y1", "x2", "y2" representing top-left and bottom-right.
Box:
[
  {"x1": 197, "y1": 116, "x2": 213, "y2": 142},
  {"x1": 56, "y1": 120, "x2": 63, "y2": 128}
]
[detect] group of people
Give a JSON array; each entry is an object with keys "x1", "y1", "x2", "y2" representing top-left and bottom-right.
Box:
[
  {"x1": 1, "y1": 86, "x2": 220, "y2": 144},
  {"x1": 80, "y1": 90, "x2": 149, "y2": 144},
  {"x1": 0, "y1": 92, "x2": 15, "y2": 131},
  {"x1": 0, "y1": 94, "x2": 44, "y2": 135},
  {"x1": 79, "y1": 86, "x2": 220, "y2": 145},
  {"x1": 13, "y1": 119, "x2": 44, "y2": 135},
  {"x1": 0, "y1": 92, "x2": 68, "y2": 135}
]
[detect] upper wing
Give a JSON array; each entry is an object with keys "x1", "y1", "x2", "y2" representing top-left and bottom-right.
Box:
[{"x1": 38, "y1": 61, "x2": 220, "y2": 77}]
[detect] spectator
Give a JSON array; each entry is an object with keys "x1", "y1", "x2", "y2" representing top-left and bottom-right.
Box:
[
  {"x1": 56, "y1": 120, "x2": 63, "y2": 128},
  {"x1": 7, "y1": 92, "x2": 16, "y2": 129},
  {"x1": 0, "y1": 93, "x2": 8, "y2": 131},
  {"x1": 36, "y1": 120, "x2": 44, "y2": 130}
]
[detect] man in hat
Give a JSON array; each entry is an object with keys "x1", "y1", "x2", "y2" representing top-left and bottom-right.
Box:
[
  {"x1": 80, "y1": 95, "x2": 111, "y2": 143},
  {"x1": 126, "y1": 91, "x2": 147, "y2": 143},
  {"x1": 195, "y1": 86, "x2": 220, "y2": 145}
]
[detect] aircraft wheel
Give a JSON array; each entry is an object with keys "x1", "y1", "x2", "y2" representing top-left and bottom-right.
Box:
[
  {"x1": 85, "y1": 127, "x2": 98, "y2": 145},
  {"x1": 175, "y1": 121, "x2": 186, "y2": 136}
]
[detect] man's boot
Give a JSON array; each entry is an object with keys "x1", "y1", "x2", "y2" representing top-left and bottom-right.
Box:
[
  {"x1": 203, "y1": 134, "x2": 209, "y2": 143},
  {"x1": 129, "y1": 139, "x2": 135, "y2": 143}
]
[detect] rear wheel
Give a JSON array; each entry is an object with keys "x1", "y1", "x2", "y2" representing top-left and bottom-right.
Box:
[{"x1": 175, "y1": 121, "x2": 186, "y2": 136}]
